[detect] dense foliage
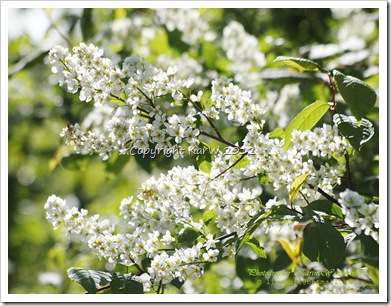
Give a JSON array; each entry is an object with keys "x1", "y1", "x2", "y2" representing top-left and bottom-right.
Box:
[{"x1": 8, "y1": 8, "x2": 380, "y2": 295}]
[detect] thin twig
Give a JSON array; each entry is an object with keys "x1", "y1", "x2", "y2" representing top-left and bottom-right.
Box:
[
  {"x1": 212, "y1": 153, "x2": 248, "y2": 180},
  {"x1": 216, "y1": 232, "x2": 237, "y2": 241},
  {"x1": 199, "y1": 130, "x2": 237, "y2": 148}
]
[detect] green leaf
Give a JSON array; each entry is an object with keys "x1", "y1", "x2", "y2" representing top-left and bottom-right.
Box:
[
  {"x1": 67, "y1": 268, "x2": 112, "y2": 294},
  {"x1": 289, "y1": 173, "x2": 309, "y2": 203},
  {"x1": 196, "y1": 142, "x2": 212, "y2": 174},
  {"x1": 232, "y1": 154, "x2": 250, "y2": 169},
  {"x1": 302, "y1": 222, "x2": 345, "y2": 269},
  {"x1": 268, "y1": 127, "x2": 285, "y2": 139},
  {"x1": 235, "y1": 256, "x2": 270, "y2": 293},
  {"x1": 333, "y1": 70, "x2": 377, "y2": 120},
  {"x1": 284, "y1": 101, "x2": 330, "y2": 151},
  {"x1": 273, "y1": 56, "x2": 328, "y2": 73},
  {"x1": 105, "y1": 152, "x2": 129, "y2": 175},
  {"x1": 201, "y1": 41, "x2": 218, "y2": 69},
  {"x1": 358, "y1": 234, "x2": 379, "y2": 257},
  {"x1": 347, "y1": 255, "x2": 379, "y2": 288},
  {"x1": 333, "y1": 114, "x2": 374, "y2": 151},
  {"x1": 202, "y1": 99, "x2": 216, "y2": 110},
  {"x1": 236, "y1": 205, "x2": 296, "y2": 258},
  {"x1": 303, "y1": 200, "x2": 344, "y2": 218},
  {"x1": 8, "y1": 49, "x2": 47, "y2": 78},
  {"x1": 246, "y1": 237, "x2": 267, "y2": 258},
  {"x1": 141, "y1": 257, "x2": 152, "y2": 271},
  {"x1": 170, "y1": 278, "x2": 185, "y2": 289},
  {"x1": 202, "y1": 210, "x2": 217, "y2": 226},
  {"x1": 177, "y1": 227, "x2": 201, "y2": 244},
  {"x1": 257, "y1": 170, "x2": 271, "y2": 185},
  {"x1": 199, "y1": 8, "x2": 209, "y2": 15},
  {"x1": 80, "y1": 8, "x2": 95, "y2": 42},
  {"x1": 110, "y1": 272, "x2": 144, "y2": 294}
]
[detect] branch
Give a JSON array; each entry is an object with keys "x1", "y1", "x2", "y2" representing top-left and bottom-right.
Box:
[{"x1": 309, "y1": 184, "x2": 341, "y2": 207}]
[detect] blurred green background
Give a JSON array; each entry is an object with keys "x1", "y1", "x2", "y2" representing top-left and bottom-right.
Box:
[{"x1": 7, "y1": 8, "x2": 379, "y2": 294}]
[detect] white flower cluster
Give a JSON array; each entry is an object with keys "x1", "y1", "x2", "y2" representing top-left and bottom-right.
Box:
[
  {"x1": 44, "y1": 164, "x2": 265, "y2": 290},
  {"x1": 46, "y1": 40, "x2": 371, "y2": 293},
  {"x1": 154, "y1": 53, "x2": 217, "y2": 88},
  {"x1": 153, "y1": 8, "x2": 215, "y2": 45},
  {"x1": 222, "y1": 21, "x2": 266, "y2": 91},
  {"x1": 241, "y1": 122, "x2": 348, "y2": 201},
  {"x1": 49, "y1": 43, "x2": 272, "y2": 161},
  {"x1": 49, "y1": 43, "x2": 203, "y2": 160},
  {"x1": 206, "y1": 76, "x2": 267, "y2": 124},
  {"x1": 338, "y1": 189, "x2": 379, "y2": 242}
]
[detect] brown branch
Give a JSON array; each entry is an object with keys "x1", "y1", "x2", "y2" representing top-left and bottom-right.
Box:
[{"x1": 308, "y1": 184, "x2": 341, "y2": 207}]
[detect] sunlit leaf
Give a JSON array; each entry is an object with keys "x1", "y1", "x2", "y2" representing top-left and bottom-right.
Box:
[
  {"x1": 273, "y1": 56, "x2": 328, "y2": 73},
  {"x1": 196, "y1": 142, "x2": 212, "y2": 174},
  {"x1": 257, "y1": 170, "x2": 271, "y2": 185},
  {"x1": 232, "y1": 154, "x2": 249, "y2": 169},
  {"x1": 278, "y1": 238, "x2": 301, "y2": 265},
  {"x1": 246, "y1": 236, "x2": 267, "y2": 258},
  {"x1": 203, "y1": 210, "x2": 217, "y2": 226},
  {"x1": 289, "y1": 173, "x2": 309, "y2": 203},
  {"x1": 284, "y1": 101, "x2": 330, "y2": 151},
  {"x1": 268, "y1": 127, "x2": 285, "y2": 139}
]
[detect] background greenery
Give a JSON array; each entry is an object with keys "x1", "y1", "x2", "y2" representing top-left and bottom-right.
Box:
[{"x1": 8, "y1": 8, "x2": 379, "y2": 294}]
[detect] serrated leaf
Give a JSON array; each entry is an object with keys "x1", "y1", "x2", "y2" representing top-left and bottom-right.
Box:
[
  {"x1": 302, "y1": 222, "x2": 345, "y2": 269},
  {"x1": 246, "y1": 237, "x2": 266, "y2": 258},
  {"x1": 257, "y1": 170, "x2": 271, "y2": 184},
  {"x1": 177, "y1": 227, "x2": 200, "y2": 244},
  {"x1": 202, "y1": 210, "x2": 217, "y2": 226},
  {"x1": 268, "y1": 127, "x2": 285, "y2": 139},
  {"x1": 333, "y1": 70, "x2": 377, "y2": 120},
  {"x1": 67, "y1": 268, "x2": 112, "y2": 294},
  {"x1": 273, "y1": 56, "x2": 327, "y2": 73},
  {"x1": 333, "y1": 114, "x2": 374, "y2": 151},
  {"x1": 284, "y1": 101, "x2": 330, "y2": 151},
  {"x1": 232, "y1": 154, "x2": 249, "y2": 169},
  {"x1": 196, "y1": 142, "x2": 212, "y2": 174},
  {"x1": 289, "y1": 173, "x2": 310, "y2": 203},
  {"x1": 110, "y1": 272, "x2": 144, "y2": 294}
]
